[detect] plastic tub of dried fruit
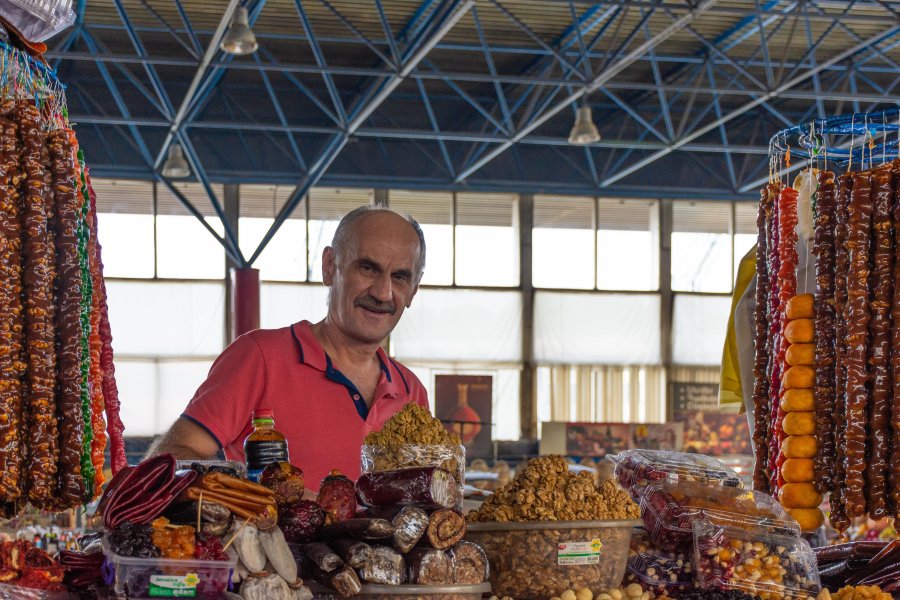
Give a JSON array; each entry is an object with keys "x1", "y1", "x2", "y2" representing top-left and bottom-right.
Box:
[{"x1": 465, "y1": 520, "x2": 641, "y2": 600}]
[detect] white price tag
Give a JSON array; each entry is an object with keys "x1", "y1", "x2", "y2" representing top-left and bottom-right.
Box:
[{"x1": 557, "y1": 539, "x2": 603, "y2": 566}]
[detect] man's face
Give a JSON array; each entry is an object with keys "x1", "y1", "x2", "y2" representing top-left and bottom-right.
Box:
[{"x1": 322, "y1": 211, "x2": 421, "y2": 345}]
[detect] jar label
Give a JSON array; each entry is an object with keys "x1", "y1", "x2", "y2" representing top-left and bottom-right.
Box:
[
  {"x1": 557, "y1": 539, "x2": 603, "y2": 565},
  {"x1": 148, "y1": 573, "x2": 200, "y2": 597}
]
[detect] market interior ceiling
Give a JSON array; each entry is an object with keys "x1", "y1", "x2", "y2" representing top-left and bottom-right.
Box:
[{"x1": 50, "y1": 0, "x2": 900, "y2": 204}]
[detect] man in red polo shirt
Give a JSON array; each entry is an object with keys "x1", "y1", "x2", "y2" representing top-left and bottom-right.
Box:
[{"x1": 150, "y1": 206, "x2": 430, "y2": 489}]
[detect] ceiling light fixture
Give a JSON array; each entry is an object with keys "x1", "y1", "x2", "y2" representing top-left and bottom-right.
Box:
[
  {"x1": 220, "y1": 6, "x2": 258, "y2": 55},
  {"x1": 162, "y1": 143, "x2": 191, "y2": 179},
  {"x1": 568, "y1": 105, "x2": 601, "y2": 145}
]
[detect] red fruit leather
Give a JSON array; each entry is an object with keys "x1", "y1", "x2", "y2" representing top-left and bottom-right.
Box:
[{"x1": 100, "y1": 454, "x2": 197, "y2": 529}]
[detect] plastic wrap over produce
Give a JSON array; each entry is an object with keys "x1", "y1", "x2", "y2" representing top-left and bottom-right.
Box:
[{"x1": 361, "y1": 446, "x2": 465, "y2": 509}]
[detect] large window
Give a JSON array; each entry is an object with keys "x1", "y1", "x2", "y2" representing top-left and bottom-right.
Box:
[
  {"x1": 93, "y1": 179, "x2": 155, "y2": 278},
  {"x1": 455, "y1": 193, "x2": 519, "y2": 287},
  {"x1": 533, "y1": 195, "x2": 594, "y2": 289},
  {"x1": 598, "y1": 198, "x2": 658, "y2": 291},
  {"x1": 308, "y1": 188, "x2": 373, "y2": 282},
  {"x1": 239, "y1": 184, "x2": 307, "y2": 282},
  {"x1": 672, "y1": 293, "x2": 732, "y2": 365},
  {"x1": 156, "y1": 182, "x2": 226, "y2": 280},
  {"x1": 672, "y1": 201, "x2": 732, "y2": 293},
  {"x1": 734, "y1": 202, "x2": 757, "y2": 278}
]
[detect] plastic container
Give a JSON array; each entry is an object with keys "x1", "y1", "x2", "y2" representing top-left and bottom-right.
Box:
[
  {"x1": 625, "y1": 530, "x2": 693, "y2": 598},
  {"x1": 640, "y1": 479, "x2": 800, "y2": 551},
  {"x1": 0, "y1": 583, "x2": 75, "y2": 600},
  {"x1": 101, "y1": 535, "x2": 235, "y2": 599},
  {"x1": 465, "y1": 519, "x2": 639, "y2": 600},
  {"x1": 0, "y1": 0, "x2": 75, "y2": 42},
  {"x1": 608, "y1": 449, "x2": 742, "y2": 502},
  {"x1": 693, "y1": 520, "x2": 821, "y2": 600}
]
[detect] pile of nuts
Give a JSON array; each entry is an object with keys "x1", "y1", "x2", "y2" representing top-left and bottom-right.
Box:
[
  {"x1": 467, "y1": 456, "x2": 639, "y2": 523},
  {"x1": 487, "y1": 584, "x2": 654, "y2": 600},
  {"x1": 826, "y1": 586, "x2": 893, "y2": 600},
  {"x1": 694, "y1": 525, "x2": 819, "y2": 600},
  {"x1": 362, "y1": 403, "x2": 463, "y2": 482}
]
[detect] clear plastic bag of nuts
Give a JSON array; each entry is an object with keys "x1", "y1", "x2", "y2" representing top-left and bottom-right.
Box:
[
  {"x1": 608, "y1": 450, "x2": 742, "y2": 503},
  {"x1": 625, "y1": 530, "x2": 693, "y2": 598},
  {"x1": 361, "y1": 444, "x2": 465, "y2": 485},
  {"x1": 692, "y1": 519, "x2": 821, "y2": 600}
]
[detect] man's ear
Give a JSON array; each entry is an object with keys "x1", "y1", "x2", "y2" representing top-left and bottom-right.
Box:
[{"x1": 322, "y1": 246, "x2": 336, "y2": 286}]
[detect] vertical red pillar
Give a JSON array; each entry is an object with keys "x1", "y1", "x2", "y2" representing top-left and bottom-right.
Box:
[{"x1": 230, "y1": 267, "x2": 260, "y2": 340}]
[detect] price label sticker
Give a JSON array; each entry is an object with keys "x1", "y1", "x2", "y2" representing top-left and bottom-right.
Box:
[{"x1": 557, "y1": 539, "x2": 603, "y2": 566}]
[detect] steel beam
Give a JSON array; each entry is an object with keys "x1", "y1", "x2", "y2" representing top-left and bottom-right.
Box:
[
  {"x1": 453, "y1": 0, "x2": 722, "y2": 183},
  {"x1": 246, "y1": 0, "x2": 475, "y2": 266},
  {"x1": 601, "y1": 24, "x2": 900, "y2": 187}
]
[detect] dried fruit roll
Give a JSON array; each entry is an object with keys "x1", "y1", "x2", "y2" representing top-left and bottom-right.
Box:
[
  {"x1": 17, "y1": 103, "x2": 59, "y2": 508},
  {"x1": 765, "y1": 183, "x2": 783, "y2": 491},
  {"x1": 47, "y1": 130, "x2": 84, "y2": 507},
  {"x1": 424, "y1": 508, "x2": 466, "y2": 549},
  {"x1": 0, "y1": 118, "x2": 24, "y2": 502},
  {"x1": 75, "y1": 156, "x2": 95, "y2": 501},
  {"x1": 866, "y1": 166, "x2": 894, "y2": 520},
  {"x1": 812, "y1": 169, "x2": 838, "y2": 495},
  {"x1": 891, "y1": 167, "x2": 900, "y2": 517},
  {"x1": 843, "y1": 172, "x2": 874, "y2": 519},
  {"x1": 406, "y1": 547, "x2": 452, "y2": 585},
  {"x1": 84, "y1": 170, "x2": 125, "y2": 475},
  {"x1": 753, "y1": 184, "x2": 774, "y2": 493},
  {"x1": 831, "y1": 173, "x2": 853, "y2": 531},
  {"x1": 447, "y1": 541, "x2": 488, "y2": 584}
]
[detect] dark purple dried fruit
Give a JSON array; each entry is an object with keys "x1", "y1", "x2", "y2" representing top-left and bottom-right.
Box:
[
  {"x1": 318, "y1": 470, "x2": 356, "y2": 524},
  {"x1": 259, "y1": 461, "x2": 305, "y2": 506},
  {"x1": 279, "y1": 499, "x2": 326, "y2": 544}
]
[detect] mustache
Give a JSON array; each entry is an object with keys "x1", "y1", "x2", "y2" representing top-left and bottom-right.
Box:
[{"x1": 355, "y1": 295, "x2": 396, "y2": 314}]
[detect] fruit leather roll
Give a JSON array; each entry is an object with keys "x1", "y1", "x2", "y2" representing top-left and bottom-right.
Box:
[
  {"x1": 17, "y1": 103, "x2": 58, "y2": 509},
  {"x1": 300, "y1": 555, "x2": 362, "y2": 597},
  {"x1": 317, "y1": 518, "x2": 396, "y2": 541},
  {"x1": 329, "y1": 537, "x2": 372, "y2": 569},
  {"x1": 356, "y1": 467, "x2": 462, "y2": 510},
  {"x1": 890, "y1": 168, "x2": 900, "y2": 518},
  {"x1": 765, "y1": 183, "x2": 783, "y2": 491},
  {"x1": 448, "y1": 541, "x2": 488, "y2": 584},
  {"x1": 99, "y1": 454, "x2": 197, "y2": 529},
  {"x1": 844, "y1": 172, "x2": 874, "y2": 519},
  {"x1": 392, "y1": 505, "x2": 429, "y2": 553},
  {"x1": 48, "y1": 130, "x2": 85, "y2": 508},
  {"x1": 0, "y1": 118, "x2": 24, "y2": 503},
  {"x1": 866, "y1": 166, "x2": 894, "y2": 519},
  {"x1": 812, "y1": 170, "x2": 837, "y2": 495},
  {"x1": 752, "y1": 184, "x2": 773, "y2": 493},
  {"x1": 425, "y1": 508, "x2": 466, "y2": 550},
  {"x1": 359, "y1": 546, "x2": 406, "y2": 585},
  {"x1": 303, "y1": 542, "x2": 344, "y2": 573},
  {"x1": 407, "y1": 547, "x2": 452, "y2": 585}
]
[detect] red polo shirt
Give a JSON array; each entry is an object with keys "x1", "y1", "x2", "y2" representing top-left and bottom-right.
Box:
[{"x1": 182, "y1": 320, "x2": 429, "y2": 490}]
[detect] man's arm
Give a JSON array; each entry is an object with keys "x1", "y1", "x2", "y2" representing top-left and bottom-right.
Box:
[{"x1": 146, "y1": 417, "x2": 221, "y2": 460}]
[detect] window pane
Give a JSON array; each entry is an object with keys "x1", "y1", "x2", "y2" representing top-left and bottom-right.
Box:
[
  {"x1": 598, "y1": 198, "x2": 659, "y2": 291},
  {"x1": 116, "y1": 360, "x2": 157, "y2": 437},
  {"x1": 392, "y1": 289, "x2": 522, "y2": 362},
  {"x1": 455, "y1": 193, "x2": 518, "y2": 287},
  {"x1": 534, "y1": 291, "x2": 661, "y2": 364},
  {"x1": 106, "y1": 281, "x2": 225, "y2": 356},
  {"x1": 92, "y1": 179, "x2": 155, "y2": 278},
  {"x1": 158, "y1": 360, "x2": 214, "y2": 434},
  {"x1": 533, "y1": 195, "x2": 594, "y2": 289},
  {"x1": 156, "y1": 215, "x2": 226, "y2": 279},
  {"x1": 240, "y1": 185, "x2": 307, "y2": 282},
  {"x1": 97, "y1": 213, "x2": 155, "y2": 278},
  {"x1": 672, "y1": 202, "x2": 732, "y2": 293},
  {"x1": 390, "y1": 191, "x2": 453, "y2": 286},
  {"x1": 734, "y1": 201, "x2": 758, "y2": 279},
  {"x1": 309, "y1": 188, "x2": 373, "y2": 282},
  {"x1": 673, "y1": 294, "x2": 732, "y2": 365},
  {"x1": 260, "y1": 283, "x2": 329, "y2": 329}
]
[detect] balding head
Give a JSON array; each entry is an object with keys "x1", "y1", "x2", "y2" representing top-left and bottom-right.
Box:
[{"x1": 331, "y1": 205, "x2": 426, "y2": 283}]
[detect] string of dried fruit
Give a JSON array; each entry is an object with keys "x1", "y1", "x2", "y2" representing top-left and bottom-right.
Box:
[
  {"x1": 0, "y1": 117, "x2": 24, "y2": 503},
  {"x1": 844, "y1": 172, "x2": 874, "y2": 519},
  {"x1": 831, "y1": 173, "x2": 853, "y2": 531},
  {"x1": 753, "y1": 184, "x2": 774, "y2": 493},
  {"x1": 16, "y1": 103, "x2": 58, "y2": 508},
  {"x1": 78, "y1": 146, "x2": 106, "y2": 494},
  {"x1": 84, "y1": 166, "x2": 125, "y2": 475},
  {"x1": 773, "y1": 185, "x2": 799, "y2": 492},
  {"x1": 889, "y1": 167, "x2": 900, "y2": 517},
  {"x1": 74, "y1": 151, "x2": 95, "y2": 500},
  {"x1": 812, "y1": 169, "x2": 837, "y2": 495},
  {"x1": 47, "y1": 129, "x2": 84, "y2": 507},
  {"x1": 765, "y1": 182, "x2": 782, "y2": 492},
  {"x1": 866, "y1": 166, "x2": 893, "y2": 520}
]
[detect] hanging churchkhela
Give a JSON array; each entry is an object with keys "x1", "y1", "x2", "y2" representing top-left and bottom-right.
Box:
[
  {"x1": 754, "y1": 112, "x2": 900, "y2": 532},
  {"x1": 0, "y1": 45, "x2": 124, "y2": 515}
]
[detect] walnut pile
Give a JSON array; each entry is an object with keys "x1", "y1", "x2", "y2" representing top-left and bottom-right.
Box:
[
  {"x1": 467, "y1": 456, "x2": 639, "y2": 522},
  {"x1": 363, "y1": 403, "x2": 463, "y2": 483}
]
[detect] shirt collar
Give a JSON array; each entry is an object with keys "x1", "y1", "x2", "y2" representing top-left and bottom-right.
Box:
[{"x1": 291, "y1": 320, "x2": 403, "y2": 396}]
